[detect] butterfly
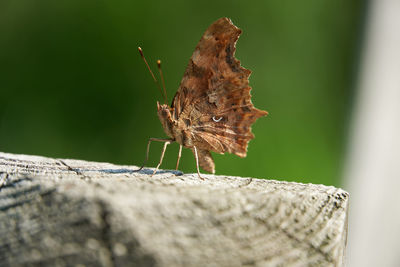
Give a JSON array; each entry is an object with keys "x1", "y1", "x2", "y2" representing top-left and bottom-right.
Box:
[{"x1": 138, "y1": 17, "x2": 268, "y2": 179}]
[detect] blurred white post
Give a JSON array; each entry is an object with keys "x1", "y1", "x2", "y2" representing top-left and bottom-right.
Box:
[{"x1": 344, "y1": 1, "x2": 400, "y2": 267}]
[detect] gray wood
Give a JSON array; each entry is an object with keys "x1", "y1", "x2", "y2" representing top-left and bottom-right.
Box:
[{"x1": 0, "y1": 152, "x2": 348, "y2": 267}]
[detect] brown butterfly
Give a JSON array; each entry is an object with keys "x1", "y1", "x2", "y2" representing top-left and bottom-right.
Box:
[{"x1": 138, "y1": 17, "x2": 268, "y2": 179}]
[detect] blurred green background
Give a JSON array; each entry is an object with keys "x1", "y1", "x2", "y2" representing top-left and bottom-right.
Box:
[{"x1": 0, "y1": 0, "x2": 365, "y2": 186}]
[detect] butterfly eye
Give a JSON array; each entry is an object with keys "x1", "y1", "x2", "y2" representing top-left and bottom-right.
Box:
[{"x1": 212, "y1": 116, "x2": 223, "y2": 122}]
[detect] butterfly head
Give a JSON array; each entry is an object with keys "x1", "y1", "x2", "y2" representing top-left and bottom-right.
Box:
[{"x1": 157, "y1": 101, "x2": 175, "y2": 138}]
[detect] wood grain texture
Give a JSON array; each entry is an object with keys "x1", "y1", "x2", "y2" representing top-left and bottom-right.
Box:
[{"x1": 0, "y1": 152, "x2": 348, "y2": 266}]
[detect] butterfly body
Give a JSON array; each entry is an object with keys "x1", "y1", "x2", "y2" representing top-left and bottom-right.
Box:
[
  {"x1": 142, "y1": 17, "x2": 268, "y2": 178},
  {"x1": 157, "y1": 102, "x2": 194, "y2": 148}
]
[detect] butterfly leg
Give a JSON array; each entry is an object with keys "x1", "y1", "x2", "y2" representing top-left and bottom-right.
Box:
[
  {"x1": 175, "y1": 144, "x2": 183, "y2": 170},
  {"x1": 137, "y1": 138, "x2": 173, "y2": 172},
  {"x1": 193, "y1": 146, "x2": 204, "y2": 180},
  {"x1": 152, "y1": 140, "x2": 172, "y2": 176}
]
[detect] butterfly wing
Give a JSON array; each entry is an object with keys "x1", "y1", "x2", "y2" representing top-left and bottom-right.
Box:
[
  {"x1": 172, "y1": 17, "x2": 268, "y2": 159},
  {"x1": 193, "y1": 148, "x2": 215, "y2": 174}
]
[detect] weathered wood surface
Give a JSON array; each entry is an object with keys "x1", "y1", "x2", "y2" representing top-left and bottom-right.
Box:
[{"x1": 0, "y1": 152, "x2": 348, "y2": 267}]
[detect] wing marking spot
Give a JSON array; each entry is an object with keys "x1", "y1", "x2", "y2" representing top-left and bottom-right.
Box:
[{"x1": 212, "y1": 116, "x2": 223, "y2": 122}]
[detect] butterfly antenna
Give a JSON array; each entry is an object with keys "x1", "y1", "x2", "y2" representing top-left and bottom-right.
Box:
[
  {"x1": 157, "y1": 60, "x2": 168, "y2": 104},
  {"x1": 138, "y1": 47, "x2": 166, "y2": 102}
]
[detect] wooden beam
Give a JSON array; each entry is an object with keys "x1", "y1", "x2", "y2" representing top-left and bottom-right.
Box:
[{"x1": 0, "y1": 152, "x2": 348, "y2": 266}]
